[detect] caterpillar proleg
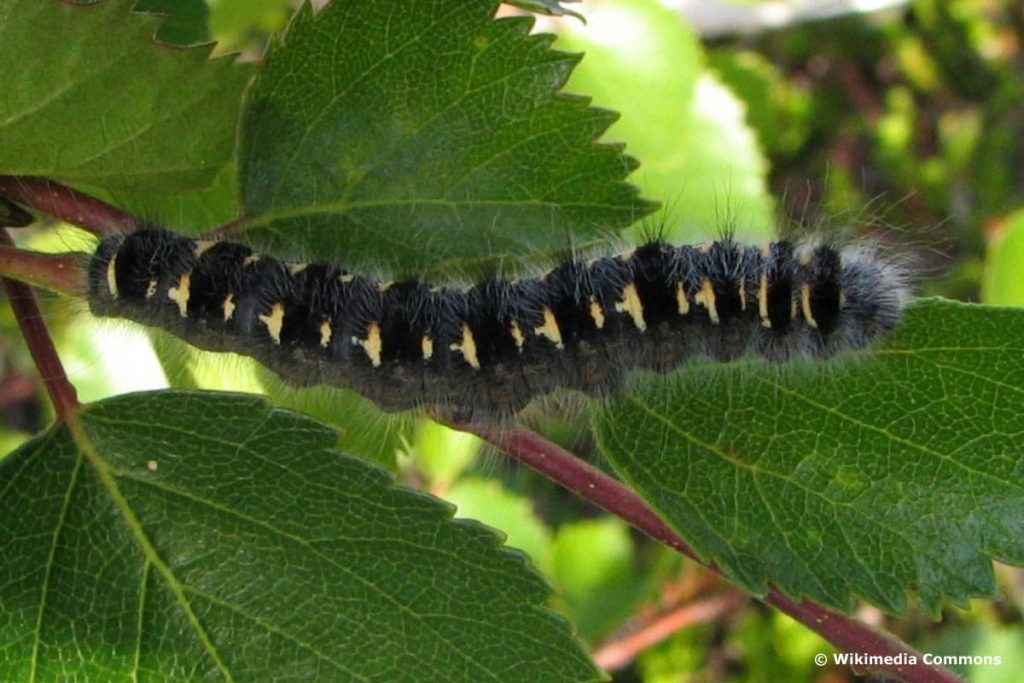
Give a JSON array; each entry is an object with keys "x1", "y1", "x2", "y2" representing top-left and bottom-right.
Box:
[{"x1": 88, "y1": 228, "x2": 909, "y2": 418}]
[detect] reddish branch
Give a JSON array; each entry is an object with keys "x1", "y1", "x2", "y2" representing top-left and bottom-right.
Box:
[
  {"x1": 0, "y1": 245, "x2": 87, "y2": 297},
  {"x1": 594, "y1": 592, "x2": 746, "y2": 671},
  {"x1": 0, "y1": 230, "x2": 80, "y2": 420},
  {"x1": 467, "y1": 423, "x2": 964, "y2": 683},
  {"x1": 0, "y1": 176, "x2": 141, "y2": 237}
]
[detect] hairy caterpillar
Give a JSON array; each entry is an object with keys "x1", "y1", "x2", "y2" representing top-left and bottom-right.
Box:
[{"x1": 87, "y1": 228, "x2": 909, "y2": 418}]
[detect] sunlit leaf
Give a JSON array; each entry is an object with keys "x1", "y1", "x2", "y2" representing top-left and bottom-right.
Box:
[
  {"x1": 0, "y1": 0, "x2": 251, "y2": 194},
  {"x1": 239, "y1": 0, "x2": 653, "y2": 270},
  {"x1": 596, "y1": 299, "x2": 1024, "y2": 615},
  {"x1": 0, "y1": 391, "x2": 600, "y2": 681}
]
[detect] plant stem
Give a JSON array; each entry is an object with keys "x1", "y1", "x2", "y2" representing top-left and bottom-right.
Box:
[
  {"x1": 0, "y1": 176, "x2": 140, "y2": 236},
  {"x1": 0, "y1": 245, "x2": 87, "y2": 296},
  {"x1": 0, "y1": 230, "x2": 80, "y2": 421},
  {"x1": 465, "y1": 422, "x2": 964, "y2": 683},
  {"x1": 593, "y1": 592, "x2": 745, "y2": 671}
]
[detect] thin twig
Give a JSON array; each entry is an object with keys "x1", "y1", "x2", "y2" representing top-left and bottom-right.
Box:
[
  {"x1": 465, "y1": 423, "x2": 964, "y2": 683},
  {"x1": 0, "y1": 230, "x2": 80, "y2": 421},
  {"x1": 0, "y1": 176, "x2": 141, "y2": 237},
  {"x1": 593, "y1": 592, "x2": 746, "y2": 671},
  {"x1": 0, "y1": 245, "x2": 88, "y2": 296}
]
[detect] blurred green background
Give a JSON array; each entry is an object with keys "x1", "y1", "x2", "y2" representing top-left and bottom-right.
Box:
[{"x1": 3, "y1": 0, "x2": 1023, "y2": 680}]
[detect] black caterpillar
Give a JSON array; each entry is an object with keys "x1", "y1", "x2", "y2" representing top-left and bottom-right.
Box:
[{"x1": 88, "y1": 228, "x2": 908, "y2": 418}]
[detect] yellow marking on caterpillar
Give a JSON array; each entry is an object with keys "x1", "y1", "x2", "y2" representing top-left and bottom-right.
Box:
[
  {"x1": 694, "y1": 278, "x2": 719, "y2": 324},
  {"x1": 106, "y1": 256, "x2": 119, "y2": 297},
  {"x1": 759, "y1": 245, "x2": 772, "y2": 327},
  {"x1": 339, "y1": 273, "x2": 355, "y2": 283},
  {"x1": 758, "y1": 274, "x2": 770, "y2": 328},
  {"x1": 167, "y1": 272, "x2": 192, "y2": 317},
  {"x1": 422, "y1": 335, "x2": 434, "y2": 361},
  {"x1": 614, "y1": 283, "x2": 647, "y2": 331},
  {"x1": 352, "y1": 323, "x2": 383, "y2": 367},
  {"x1": 222, "y1": 294, "x2": 236, "y2": 322},
  {"x1": 738, "y1": 281, "x2": 747, "y2": 311},
  {"x1": 675, "y1": 282, "x2": 690, "y2": 315},
  {"x1": 449, "y1": 324, "x2": 481, "y2": 369},
  {"x1": 800, "y1": 283, "x2": 818, "y2": 328},
  {"x1": 510, "y1": 321, "x2": 525, "y2": 350},
  {"x1": 588, "y1": 296, "x2": 605, "y2": 329},
  {"x1": 798, "y1": 247, "x2": 813, "y2": 266},
  {"x1": 259, "y1": 302, "x2": 286, "y2": 344},
  {"x1": 378, "y1": 281, "x2": 393, "y2": 292},
  {"x1": 194, "y1": 240, "x2": 217, "y2": 256},
  {"x1": 617, "y1": 248, "x2": 636, "y2": 262},
  {"x1": 534, "y1": 308, "x2": 564, "y2": 349},
  {"x1": 319, "y1": 319, "x2": 332, "y2": 348},
  {"x1": 243, "y1": 254, "x2": 261, "y2": 267},
  {"x1": 145, "y1": 279, "x2": 158, "y2": 299},
  {"x1": 289, "y1": 262, "x2": 309, "y2": 275}
]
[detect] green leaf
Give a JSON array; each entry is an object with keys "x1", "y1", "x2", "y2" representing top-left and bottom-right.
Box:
[
  {"x1": 982, "y1": 209, "x2": 1024, "y2": 305},
  {"x1": 0, "y1": 0, "x2": 252, "y2": 194},
  {"x1": 594, "y1": 299, "x2": 1024, "y2": 615},
  {"x1": 504, "y1": 0, "x2": 584, "y2": 21},
  {"x1": 556, "y1": 0, "x2": 775, "y2": 242},
  {"x1": 0, "y1": 391, "x2": 600, "y2": 681},
  {"x1": 134, "y1": 0, "x2": 211, "y2": 46},
  {"x1": 239, "y1": 0, "x2": 653, "y2": 270},
  {"x1": 80, "y1": 161, "x2": 241, "y2": 233}
]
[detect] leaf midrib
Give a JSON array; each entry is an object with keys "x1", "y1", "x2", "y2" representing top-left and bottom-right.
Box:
[
  {"x1": 84, "y1": 410, "x2": 507, "y2": 682},
  {"x1": 68, "y1": 415, "x2": 236, "y2": 682}
]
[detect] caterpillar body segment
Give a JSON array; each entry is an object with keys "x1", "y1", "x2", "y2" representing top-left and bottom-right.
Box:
[{"x1": 89, "y1": 229, "x2": 908, "y2": 417}]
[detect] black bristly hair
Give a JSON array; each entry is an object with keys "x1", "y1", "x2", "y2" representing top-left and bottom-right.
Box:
[{"x1": 88, "y1": 228, "x2": 910, "y2": 419}]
